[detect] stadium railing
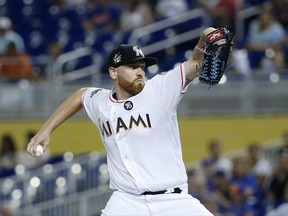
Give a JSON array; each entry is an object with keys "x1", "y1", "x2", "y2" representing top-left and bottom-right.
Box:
[
  {"x1": 0, "y1": 70, "x2": 287, "y2": 119},
  {"x1": 128, "y1": 8, "x2": 210, "y2": 55},
  {"x1": 0, "y1": 151, "x2": 110, "y2": 216}
]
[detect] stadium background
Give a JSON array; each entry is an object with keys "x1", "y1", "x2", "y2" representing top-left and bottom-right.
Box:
[
  {"x1": 0, "y1": 0, "x2": 288, "y2": 215},
  {"x1": 1, "y1": 116, "x2": 288, "y2": 162}
]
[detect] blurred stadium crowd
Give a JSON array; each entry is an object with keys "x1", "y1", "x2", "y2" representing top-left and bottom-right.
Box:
[
  {"x1": 0, "y1": 0, "x2": 288, "y2": 215},
  {"x1": 187, "y1": 132, "x2": 288, "y2": 216},
  {"x1": 0, "y1": 130, "x2": 109, "y2": 216},
  {"x1": 1, "y1": 129, "x2": 288, "y2": 216},
  {"x1": 0, "y1": 0, "x2": 287, "y2": 82}
]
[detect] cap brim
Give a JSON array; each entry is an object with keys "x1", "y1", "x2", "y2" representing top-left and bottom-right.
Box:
[
  {"x1": 143, "y1": 57, "x2": 158, "y2": 67},
  {"x1": 124, "y1": 56, "x2": 158, "y2": 67}
]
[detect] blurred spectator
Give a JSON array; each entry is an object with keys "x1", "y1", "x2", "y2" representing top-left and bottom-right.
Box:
[
  {"x1": 201, "y1": 139, "x2": 232, "y2": 181},
  {"x1": 0, "y1": 205, "x2": 14, "y2": 216},
  {"x1": 201, "y1": 197, "x2": 220, "y2": 216},
  {"x1": 211, "y1": 170, "x2": 233, "y2": 215},
  {"x1": 0, "y1": 16, "x2": 25, "y2": 54},
  {"x1": 272, "y1": 130, "x2": 288, "y2": 166},
  {"x1": 82, "y1": 16, "x2": 98, "y2": 47},
  {"x1": 201, "y1": 157, "x2": 215, "y2": 191},
  {"x1": 62, "y1": 0, "x2": 88, "y2": 8},
  {"x1": 196, "y1": 0, "x2": 218, "y2": 10},
  {"x1": 271, "y1": 0, "x2": 288, "y2": 27},
  {"x1": 265, "y1": 202, "x2": 288, "y2": 216},
  {"x1": 197, "y1": 0, "x2": 241, "y2": 32},
  {"x1": 230, "y1": 156, "x2": 258, "y2": 200},
  {"x1": 226, "y1": 183, "x2": 255, "y2": 216},
  {"x1": 246, "y1": 142, "x2": 273, "y2": 216},
  {"x1": 43, "y1": 41, "x2": 63, "y2": 79},
  {"x1": 187, "y1": 169, "x2": 221, "y2": 215},
  {"x1": 46, "y1": 41, "x2": 62, "y2": 60},
  {"x1": 17, "y1": 130, "x2": 50, "y2": 169},
  {"x1": 281, "y1": 130, "x2": 288, "y2": 149},
  {"x1": 120, "y1": 0, "x2": 154, "y2": 32},
  {"x1": 265, "y1": 181, "x2": 288, "y2": 216},
  {"x1": 83, "y1": 0, "x2": 122, "y2": 33},
  {"x1": 247, "y1": 142, "x2": 272, "y2": 178},
  {"x1": 155, "y1": 0, "x2": 189, "y2": 19},
  {"x1": 187, "y1": 168, "x2": 197, "y2": 195},
  {"x1": 0, "y1": 41, "x2": 34, "y2": 83},
  {"x1": 188, "y1": 172, "x2": 211, "y2": 202},
  {"x1": 0, "y1": 133, "x2": 17, "y2": 171},
  {"x1": 266, "y1": 149, "x2": 288, "y2": 210},
  {"x1": 230, "y1": 48, "x2": 252, "y2": 77},
  {"x1": 244, "y1": 3, "x2": 287, "y2": 74}
]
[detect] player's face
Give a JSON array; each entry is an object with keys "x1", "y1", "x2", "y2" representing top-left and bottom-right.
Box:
[{"x1": 117, "y1": 61, "x2": 146, "y2": 96}]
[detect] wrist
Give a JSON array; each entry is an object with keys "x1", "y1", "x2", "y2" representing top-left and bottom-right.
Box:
[{"x1": 39, "y1": 125, "x2": 53, "y2": 136}]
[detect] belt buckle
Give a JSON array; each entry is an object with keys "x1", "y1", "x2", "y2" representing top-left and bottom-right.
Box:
[
  {"x1": 167, "y1": 187, "x2": 182, "y2": 194},
  {"x1": 166, "y1": 188, "x2": 175, "y2": 193}
]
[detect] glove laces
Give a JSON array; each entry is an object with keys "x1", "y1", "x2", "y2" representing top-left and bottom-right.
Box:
[
  {"x1": 195, "y1": 46, "x2": 221, "y2": 86},
  {"x1": 195, "y1": 46, "x2": 234, "y2": 87}
]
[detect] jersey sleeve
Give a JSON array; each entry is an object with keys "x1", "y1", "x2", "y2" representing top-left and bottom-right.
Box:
[
  {"x1": 81, "y1": 87, "x2": 102, "y2": 123},
  {"x1": 149, "y1": 63, "x2": 190, "y2": 113}
]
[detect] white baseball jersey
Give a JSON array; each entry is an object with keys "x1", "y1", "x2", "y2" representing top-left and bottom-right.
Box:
[{"x1": 82, "y1": 63, "x2": 190, "y2": 194}]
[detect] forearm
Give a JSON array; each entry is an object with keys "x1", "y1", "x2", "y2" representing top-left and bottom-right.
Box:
[
  {"x1": 27, "y1": 88, "x2": 87, "y2": 157},
  {"x1": 39, "y1": 88, "x2": 86, "y2": 134}
]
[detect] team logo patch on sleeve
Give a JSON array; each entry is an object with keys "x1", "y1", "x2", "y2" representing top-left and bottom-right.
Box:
[
  {"x1": 124, "y1": 101, "x2": 133, "y2": 110},
  {"x1": 90, "y1": 89, "x2": 102, "y2": 98}
]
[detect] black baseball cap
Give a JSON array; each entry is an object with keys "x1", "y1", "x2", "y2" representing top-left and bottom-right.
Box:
[{"x1": 108, "y1": 44, "x2": 158, "y2": 68}]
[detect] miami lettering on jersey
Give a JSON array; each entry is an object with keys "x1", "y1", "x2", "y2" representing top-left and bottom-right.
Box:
[{"x1": 99, "y1": 114, "x2": 152, "y2": 136}]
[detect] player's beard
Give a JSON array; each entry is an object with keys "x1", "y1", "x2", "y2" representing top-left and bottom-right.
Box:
[{"x1": 119, "y1": 77, "x2": 145, "y2": 96}]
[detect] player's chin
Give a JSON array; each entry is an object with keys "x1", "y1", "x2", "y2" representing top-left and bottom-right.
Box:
[{"x1": 132, "y1": 82, "x2": 144, "y2": 94}]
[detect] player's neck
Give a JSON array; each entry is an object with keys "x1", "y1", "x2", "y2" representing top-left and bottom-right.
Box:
[
  {"x1": 112, "y1": 92, "x2": 118, "y2": 100},
  {"x1": 113, "y1": 89, "x2": 132, "y2": 101},
  {"x1": 113, "y1": 85, "x2": 134, "y2": 101}
]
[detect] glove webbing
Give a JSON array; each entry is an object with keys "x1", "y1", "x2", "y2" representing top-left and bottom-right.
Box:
[{"x1": 195, "y1": 46, "x2": 233, "y2": 86}]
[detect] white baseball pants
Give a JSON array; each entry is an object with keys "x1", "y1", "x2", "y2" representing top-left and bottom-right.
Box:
[{"x1": 101, "y1": 191, "x2": 213, "y2": 216}]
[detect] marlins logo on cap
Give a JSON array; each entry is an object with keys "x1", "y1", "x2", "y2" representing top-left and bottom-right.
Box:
[
  {"x1": 113, "y1": 53, "x2": 122, "y2": 65},
  {"x1": 108, "y1": 44, "x2": 158, "y2": 68}
]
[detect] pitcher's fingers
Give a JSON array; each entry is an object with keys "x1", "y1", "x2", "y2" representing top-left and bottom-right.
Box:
[{"x1": 27, "y1": 139, "x2": 36, "y2": 156}]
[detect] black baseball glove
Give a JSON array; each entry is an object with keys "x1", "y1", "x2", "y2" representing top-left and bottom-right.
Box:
[{"x1": 198, "y1": 28, "x2": 235, "y2": 86}]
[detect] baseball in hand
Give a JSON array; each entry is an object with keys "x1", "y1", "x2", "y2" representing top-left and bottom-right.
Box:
[{"x1": 35, "y1": 145, "x2": 44, "y2": 157}]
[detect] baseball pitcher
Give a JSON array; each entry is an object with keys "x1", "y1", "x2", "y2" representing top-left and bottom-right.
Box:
[{"x1": 27, "y1": 27, "x2": 234, "y2": 215}]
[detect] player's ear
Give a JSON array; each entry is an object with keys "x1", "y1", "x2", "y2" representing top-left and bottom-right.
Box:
[{"x1": 109, "y1": 67, "x2": 117, "y2": 80}]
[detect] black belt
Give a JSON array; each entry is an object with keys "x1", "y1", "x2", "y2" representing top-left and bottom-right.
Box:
[{"x1": 141, "y1": 187, "x2": 182, "y2": 195}]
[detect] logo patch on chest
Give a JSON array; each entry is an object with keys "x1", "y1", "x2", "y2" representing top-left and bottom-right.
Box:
[{"x1": 124, "y1": 101, "x2": 133, "y2": 110}]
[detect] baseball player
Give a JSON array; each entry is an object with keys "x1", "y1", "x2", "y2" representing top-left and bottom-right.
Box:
[{"x1": 27, "y1": 27, "x2": 221, "y2": 215}]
